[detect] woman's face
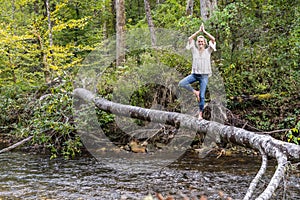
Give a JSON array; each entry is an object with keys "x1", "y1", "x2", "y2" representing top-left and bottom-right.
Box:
[{"x1": 197, "y1": 38, "x2": 205, "y2": 49}]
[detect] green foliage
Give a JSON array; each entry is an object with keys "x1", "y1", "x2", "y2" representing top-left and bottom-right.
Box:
[
  {"x1": 130, "y1": 0, "x2": 299, "y2": 131},
  {"x1": 125, "y1": 0, "x2": 147, "y2": 26},
  {"x1": 0, "y1": 0, "x2": 299, "y2": 159},
  {"x1": 286, "y1": 121, "x2": 300, "y2": 145},
  {"x1": 96, "y1": 109, "x2": 115, "y2": 126},
  {"x1": 152, "y1": 0, "x2": 186, "y2": 28},
  {"x1": 17, "y1": 78, "x2": 82, "y2": 159},
  {"x1": 31, "y1": 81, "x2": 76, "y2": 155},
  {"x1": 0, "y1": 0, "x2": 95, "y2": 159},
  {"x1": 0, "y1": 87, "x2": 35, "y2": 132}
]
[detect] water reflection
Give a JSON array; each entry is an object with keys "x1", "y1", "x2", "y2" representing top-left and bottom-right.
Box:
[{"x1": 0, "y1": 152, "x2": 299, "y2": 199}]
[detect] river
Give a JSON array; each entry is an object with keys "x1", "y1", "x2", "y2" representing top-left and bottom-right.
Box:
[{"x1": 0, "y1": 151, "x2": 299, "y2": 199}]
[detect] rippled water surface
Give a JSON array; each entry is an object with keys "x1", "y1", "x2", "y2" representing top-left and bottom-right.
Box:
[{"x1": 0, "y1": 151, "x2": 299, "y2": 199}]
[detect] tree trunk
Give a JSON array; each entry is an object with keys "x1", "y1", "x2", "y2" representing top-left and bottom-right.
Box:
[
  {"x1": 116, "y1": 0, "x2": 126, "y2": 66},
  {"x1": 74, "y1": 88, "x2": 300, "y2": 200},
  {"x1": 44, "y1": 0, "x2": 52, "y2": 83},
  {"x1": 45, "y1": 0, "x2": 53, "y2": 47},
  {"x1": 102, "y1": 2, "x2": 108, "y2": 39},
  {"x1": 144, "y1": 0, "x2": 156, "y2": 46},
  {"x1": 10, "y1": 0, "x2": 16, "y2": 83},
  {"x1": 200, "y1": 0, "x2": 217, "y2": 21},
  {"x1": 186, "y1": 0, "x2": 194, "y2": 16}
]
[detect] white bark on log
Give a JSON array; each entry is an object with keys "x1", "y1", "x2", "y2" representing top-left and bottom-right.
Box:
[
  {"x1": 256, "y1": 150, "x2": 288, "y2": 200},
  {"x1": 73, "y1": 88, "x2": 300, "y2": 159},
  {"x1": 244, "y1": 148, "x2": 268, "y2": 200},
  {"x1": 73, "y1": 88, "x2": 300, "y2": 199}
]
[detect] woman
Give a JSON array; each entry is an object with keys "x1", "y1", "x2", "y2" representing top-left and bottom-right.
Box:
[{"x1": 178, "y1": 23, "x2": 216, "y2": 120}]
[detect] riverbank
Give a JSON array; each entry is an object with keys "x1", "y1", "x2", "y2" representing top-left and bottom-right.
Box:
[
  {"x1": 0, "y1": 133, "x2": 14, "y2": 149},
  {"x1": 0, "y1": 130, "x2": 259, "y2": 159}
]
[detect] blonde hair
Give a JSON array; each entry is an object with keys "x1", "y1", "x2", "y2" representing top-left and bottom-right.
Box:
[{"x1": 196, "y1": 35, "x2": 208, "y2": 47}]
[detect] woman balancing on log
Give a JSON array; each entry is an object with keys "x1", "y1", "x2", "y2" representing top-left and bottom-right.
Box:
[{"x1": 178, "y1": 23, "x2": 216, "y2": 120}]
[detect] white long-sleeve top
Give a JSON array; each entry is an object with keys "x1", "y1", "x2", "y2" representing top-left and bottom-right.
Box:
[{"x1": 186, "y1": 40, "x2": 216, "y2": 76}]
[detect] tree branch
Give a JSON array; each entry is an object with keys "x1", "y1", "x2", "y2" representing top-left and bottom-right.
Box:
[
  {"x1": 244, "y1": 148, "x2": 268, "y2": 200},
  {"x1": 256, "y1": 150, "x2": 288, "y2": 200},
  {"x1": 256, "y1": 129, "x2": 290, "y2": 135},
  {"x1": 0, "y1": 136, "x2": 33, "y2": 154}
]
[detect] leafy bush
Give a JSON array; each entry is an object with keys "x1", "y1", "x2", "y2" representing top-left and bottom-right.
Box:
[
  {"x1": 0, "y1": 75, "x2": 83, "y2": 159},
  {"x1": 28, "y1": 79, "x2": 82, "y2": 159},
  {"x1": 286, "y1": 121, "x2": 300, "y2": 145}
]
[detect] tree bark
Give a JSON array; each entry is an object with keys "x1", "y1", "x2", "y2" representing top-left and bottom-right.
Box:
[
  {"x1": 144, "y1": 0, "x2": 156, "y2": 46},
  {"x1": 115, "y1": 0, "x2": 126, "y2": 66},
  {"x1": 74, "y1": 88, "x2": 300, "y2": 199},
  {"x1": 44, "y1": 0, "x2": 52, "y2": 83},
  {"x1": 186, "y1": 0, "x2": 194, "y2": 16},
  {"x1": 244, "y1": 148, "x2": 268, "y2": 200},
  {"x1": 200, "y1": 0, "x2": 217, "y2": 21},
  {"x1": 45, "y1": 0, "x2": 53, "y2": 47}
]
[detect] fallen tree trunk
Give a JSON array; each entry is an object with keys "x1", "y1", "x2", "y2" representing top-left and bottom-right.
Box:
[{"x1": 74, "y1": 88, "x2": 300, "y2": 200}]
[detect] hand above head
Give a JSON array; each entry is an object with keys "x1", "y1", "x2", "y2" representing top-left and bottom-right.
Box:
[
  {"x1": 199, "y1": 25, "x2": 203, "y2": 32},
  {"x1": 200, "y1": 23, "x2": 205, "y2": 32},
  {"x1": 199, "y1": 23, "x2": 215, "y2": 43}
]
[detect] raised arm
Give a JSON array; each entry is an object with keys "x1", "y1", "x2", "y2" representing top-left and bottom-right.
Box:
[
  {"x1": 201, "y1": 23, "x2": 215, "y2": 43},
  {"x1": 188, "y1": 26, "x2": 202, "y2": 43},
  {"x1": 188, "y1": 23, "x2": 215, "y2": 44}
]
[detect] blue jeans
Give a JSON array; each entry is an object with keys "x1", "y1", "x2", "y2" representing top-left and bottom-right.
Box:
[{"x1": 178, "y1": 74, "x2": 208, "y2": 111}]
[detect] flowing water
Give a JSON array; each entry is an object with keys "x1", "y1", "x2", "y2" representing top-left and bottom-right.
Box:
[{"x1": 0, "y1": 151, "x2": 299, "y2": 200}]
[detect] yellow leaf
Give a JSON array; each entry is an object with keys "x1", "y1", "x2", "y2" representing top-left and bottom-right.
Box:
[
  {"x1": 50, "y1": 65, "x2": 59, "y2": 71},
  {"x1": 292, "y1": 128, "x2": 298, "y2": 133}
]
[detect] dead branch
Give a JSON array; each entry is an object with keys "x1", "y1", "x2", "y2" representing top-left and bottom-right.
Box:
[
  {"x1": 244, "y1": 148, "x2": 268, "y2": 200},
  {"x1": 0, "y1": 136, "x2": 33, "y2": 154}
]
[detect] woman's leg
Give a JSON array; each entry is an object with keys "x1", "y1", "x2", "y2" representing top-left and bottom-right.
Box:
[
  {"x1": 198, "y1": 74, "x2": 208, "y2": 119},
  {"x1": 178, "y1": 74, "x2": 197, "y2": 92},
  {"x1": 178, "y1": 74, "x2": 200, "y2": 101}
]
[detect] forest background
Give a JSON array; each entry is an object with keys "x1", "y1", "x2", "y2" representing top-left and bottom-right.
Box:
[{"x1": 0, "y1": 0, "x2": 299, "y2": 159}]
